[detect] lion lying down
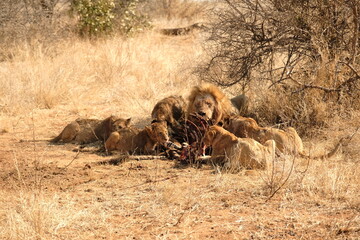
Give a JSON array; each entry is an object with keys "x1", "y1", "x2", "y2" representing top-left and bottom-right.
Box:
[
  {"x1": 223, "y1": 115, "x2": 302, "y2": 154},
  {"x1": 105, "y1": 120, "x2": 170, "y2": 155},
  {"x1": 223, "y1": 116, "x2": 341, "y2": 158},
  {"x1": 203, "y1": 125, "x2": 276, "y2": 171},
  {"x1": 51, "y1": 116, "x2": 132, "y2": 144}
]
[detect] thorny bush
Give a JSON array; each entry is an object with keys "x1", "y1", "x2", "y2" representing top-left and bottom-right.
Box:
[{"x1": 199, "y1": 0, "x2": 360, "y2": 133}]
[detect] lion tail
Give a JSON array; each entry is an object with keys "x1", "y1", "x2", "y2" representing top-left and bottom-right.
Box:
[
  {"x1": 50, "y1": 134, "x2": 62, "y2": 143},
  {"x1": 299, "y1": 137, "x2": 344, "y2": 160}
]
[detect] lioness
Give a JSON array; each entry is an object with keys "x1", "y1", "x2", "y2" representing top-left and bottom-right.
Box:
[
  {"x1": 223, "y1": 116, "x2": 341, "y2": 158},
  {"x1": 203, "y1": 126, "x2": 275, "y2": 171},
  {"x1": 259, "y1": 127, "x2": 304, "y2": 155},
  {"x1": 51, "y1": 116, "x2": 131, "y2": 144},
  {"x1": 223, "y1": 116, "x2": 304, "y2": 155},
  {"x1": 105, "y1": 120, "x2": 170, "y2": 155},
  {"x1": 223, "y1": 115, "x2": 261, "y2": 139}
]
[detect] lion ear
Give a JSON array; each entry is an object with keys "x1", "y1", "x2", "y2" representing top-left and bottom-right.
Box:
[
  {"x1": 109, "y1": 115, "x2": 117, "y2": 123},
  {"x1": 145, "y1": 126, "x2": 153, "y2": 135},
  {"x1": 223, "y1": 116, "x2": 230, "y2": 125},
  {"x1": 208, "y1": 129, "x2": 217, "y2": 142},
  {"x1": 125, "y1": 118, "x2": 131, "y2": 127},
  {"x1": 212, "y1": 103, "x2": 222, "y2": 124}
]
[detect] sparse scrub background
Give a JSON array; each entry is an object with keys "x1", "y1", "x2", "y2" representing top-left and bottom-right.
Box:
[
  {"x1": 0, "y1": 0, "x2": 360, "y2": 239},
  {"x1": 143, "y1": 0, "x2": 212, "y2": 25},
  {"x1": 199, "y1": 0, "x2": 360, "y2": 135}
]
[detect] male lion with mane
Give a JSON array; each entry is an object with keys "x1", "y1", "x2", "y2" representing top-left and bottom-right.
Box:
[{"x1": 187, "y1": 84, "x2": 237, "y2": 125}]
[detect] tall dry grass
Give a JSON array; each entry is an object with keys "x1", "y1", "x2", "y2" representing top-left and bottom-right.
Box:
[
  {"x1": 0, "y1": 31, "x2": 203, "y2": 119},
  {"x1": 143, "y1": 0, "x2": 213, "y2": 25}
]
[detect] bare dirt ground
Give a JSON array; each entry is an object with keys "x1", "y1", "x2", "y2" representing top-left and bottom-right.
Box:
[{"x1": 1, "y1": 107, "x2": 359, "y2": 240}]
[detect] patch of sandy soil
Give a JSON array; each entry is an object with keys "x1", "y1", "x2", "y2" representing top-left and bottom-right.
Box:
[{"x1": 0, "y1": 109, "x2": 359, "y2": 239}]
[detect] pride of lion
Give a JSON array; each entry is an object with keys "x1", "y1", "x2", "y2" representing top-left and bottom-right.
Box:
[{"x1": 51, "y1": 83, "x2": 343, "y2": 171}]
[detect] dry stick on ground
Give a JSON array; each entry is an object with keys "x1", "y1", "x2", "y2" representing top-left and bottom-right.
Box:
[
  {"x1": 289, "y1": 76, "x2": 340, "y2": 93},
  {"x1": 289, "y1": 62, "x2": 360, "y2": 95},
  {"x1": 12, "y1": 150, "x2": 28, "y2": 191},
  {"x1": 264, "y1": 126, "x2": 359, "y2": 202},
  {"x1": 63, "y1": 150, "x2": 81, "y2": 169},
  {"x1": 118, "y1": 175, "x2": 178, "y2": 191},
  {"x1": 127, "y1": 155, "x2": 168, "y2": 160},
  {"x1": 173, "y1": 202, "x2": 198, "y2": 227},
  {"x1": 341, "y1": 126, "x2": 360, "y2": 147},
  {"x1": 264, "y1": 155, "x2": 295, "y2": 203}
]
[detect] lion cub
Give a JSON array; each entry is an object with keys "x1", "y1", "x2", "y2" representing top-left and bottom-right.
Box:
[
  {"x1": 51, "y1": 116, "x2": 131, "y2": 144},
  {"x1": 203, "y1": 125, "x2": 275, "y2": 171},
  {"x1": 105, "y1": 120, "x2": 170, "y2": 155}
]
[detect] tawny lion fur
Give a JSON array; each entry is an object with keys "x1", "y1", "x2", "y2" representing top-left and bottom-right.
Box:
[
  {"x1": 105, "y1": 120, "x2": 169, "y2": 155},
  {"x1": 51, "y1": 116, "x2": 131, "y2": 144},
  {"x1": 203, "y1": 126, "x2": 275, "y2": 171},
  {"x1": 223, "y1": 116, "x2": 341, "y2": 158},
  {"x1": 151, "y1": 95, "x2": 186, "y2": 128},
  {"x1": 187, "y1": 84, "x2": 236, "y2": 125}
]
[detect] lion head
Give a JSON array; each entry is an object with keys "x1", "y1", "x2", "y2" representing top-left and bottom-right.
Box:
[
  {"x1": 187, "y1": 84, "x2": 234, "y2": 124},
  {"x1": 146, "y1": 120, "x2": 170, "y2": 145},
  {"x1": 111, "y1": 117, "x2": 132, "y2": 132},
  {"x1": 203, "y1": 125, "x2": 219, "y2": 146}
]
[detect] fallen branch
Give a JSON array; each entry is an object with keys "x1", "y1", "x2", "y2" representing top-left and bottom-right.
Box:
[
  {"x1": 127, "y1": 155, "x2": 168, "y2": 160},
  {"x1": 118, "y1": 175, "x2": 178, "y2": 191},
  {"x1": 289, "y1": 76, "x2": 340, "y2": 93},
  {"x1": 63, "y1": 150, "x2": 81, "y2": 169},
  {"x1": 265, "y1": 154, "x2": 295, "y2": 203}
]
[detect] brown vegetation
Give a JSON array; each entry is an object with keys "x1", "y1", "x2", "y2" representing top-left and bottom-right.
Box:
[{"x1": 199, "y1": 0, "x2": 360, "y2": 134}]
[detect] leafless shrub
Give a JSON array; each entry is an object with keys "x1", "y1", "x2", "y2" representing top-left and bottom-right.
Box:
[
  {"x1": 0, "y1": 0, "x2": 72, "y2": 50},
  {"x1": 199, "y1": 0, "x2": 360, "y2": 133},
  {"x1": 143, "y1": 0, "x2": 212, "y2": 22}
]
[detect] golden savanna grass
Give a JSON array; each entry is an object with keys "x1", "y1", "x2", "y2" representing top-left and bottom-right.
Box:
[{"x1": 1, "y1": 23, "x2": 360, "y2": 240}]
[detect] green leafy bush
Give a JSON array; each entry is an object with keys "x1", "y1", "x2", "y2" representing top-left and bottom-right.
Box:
[
  {"x1": 72, "y1": 0, "x2": 115, "y2": 37},
  {"x1": 113, "y1": 0, "x2": 152, "y2": 36},
  {"x1": 72, "y1": 0, "x2": 151, "y2": 37}
]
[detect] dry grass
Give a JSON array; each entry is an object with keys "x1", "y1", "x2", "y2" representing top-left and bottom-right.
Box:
[
  {"x1": 143, "y1": 0, "x2": 213, "y2": 25},
  {"x1": 0, "y1": 32, "x2": 202, "y2": 118},
  {"x1": 0, "y1": 22, "x2": 359, "y2": 240}
]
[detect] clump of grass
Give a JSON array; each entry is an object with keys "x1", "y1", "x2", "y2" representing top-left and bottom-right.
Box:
[{"x1": 0, "y1": 192, "x2": 88, "y2": 240}]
